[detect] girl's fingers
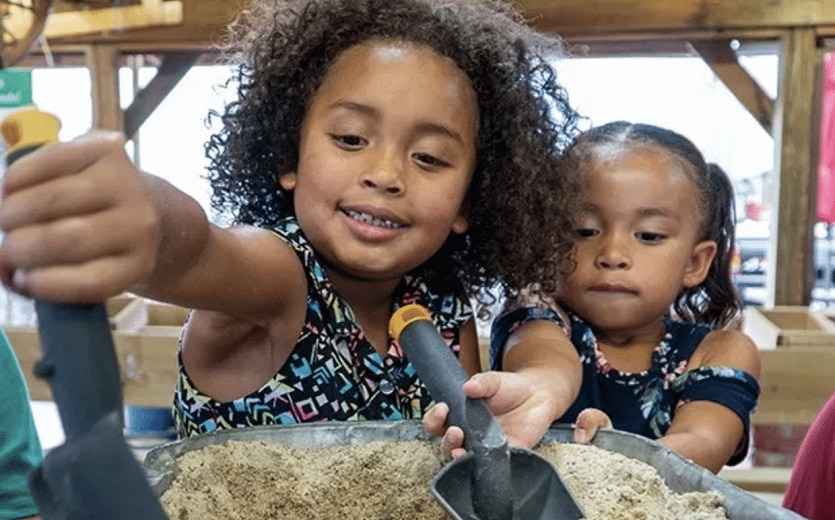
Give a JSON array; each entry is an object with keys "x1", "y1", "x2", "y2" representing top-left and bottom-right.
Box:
[
  {"x1": 0, "y1": 208, "x2": 154, "y2": 270},
  {"x1": 463, "y1": 371, "x2": 530, "y2": 414},
  {"x1": 422, "y1": 402, "x2": 450, "y2": 436},
  {"x1": 0, "y1": 170, "x2": 111, "y2": 230},
  {"x1": 1, "y1": 131, "x2": 125, "y2": 194},
  {"x1": 573, "y1": 408, "x2": 613, "y2": 444},
  {"x1": 440, "y1": 427, "x2": 466, "y2": 460},
  {"x1": 10, "y1": 254, "x2": 155, "y2": 303}
]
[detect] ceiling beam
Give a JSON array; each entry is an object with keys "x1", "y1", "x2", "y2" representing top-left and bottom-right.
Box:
[
  {"x1": 123, "y1": 51, "x2": 202, "y2": 139},
  {"x1": 521, "y1": 0, "x2": 835, "y2": 35},
  {"x1": 46, "y1": 0, "x2": 242, "y2": 47},
  {"x1": 688, "y1": 40, "x2": 774, "y2": 133}
]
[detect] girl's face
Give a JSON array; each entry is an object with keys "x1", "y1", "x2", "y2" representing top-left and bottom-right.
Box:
[
  {"x1": 280, "y1": 40, "x2": 477, "y2": 284},
  {"x1": 559, "y1": 145, "x2": 717, "y2": 336}
]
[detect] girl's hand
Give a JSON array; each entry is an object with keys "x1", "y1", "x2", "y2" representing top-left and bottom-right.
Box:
[
  {"x1": 572, "y1": 408, "x2": 613, "y2": 443},
  {"x1": 0, "y1": 131, "x2": 160, "y2": 302},
  {"x1": 422, "y1": 370, "x2": 560, "y2": 459}
]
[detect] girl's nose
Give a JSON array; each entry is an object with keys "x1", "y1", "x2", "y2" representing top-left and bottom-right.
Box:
[
  {"x1": 361, "y1": 151, "x2": 405, "y2": 195},
  {"x1": 595, "y1": 239, "x2": 631, "y2": 269}
]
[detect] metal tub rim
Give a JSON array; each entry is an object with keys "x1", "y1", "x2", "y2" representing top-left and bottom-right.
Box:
[{"x1": 142, "y1": 421, "x2": 805, "y2": 520}]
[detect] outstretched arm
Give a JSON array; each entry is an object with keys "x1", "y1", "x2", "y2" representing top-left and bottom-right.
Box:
[
  {"x1": 424, "y1": 316, "x2": 581, "y2": 458},
  {"x1": 0, "y1": 131, "x2": 304, "y2": 325}
]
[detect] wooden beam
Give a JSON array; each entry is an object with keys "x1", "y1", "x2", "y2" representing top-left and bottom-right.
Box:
[
  {"x1": 770, "y1": 28, "x2": 819, "y2": 306},
  {"x1": 520, "y1": 0, "x2": 835, "y2": 36},
  {"x1": 85, "y1": 44, "x2": 123, "y2": 131},
  {"x1": 40, "y1": 0, "x2": 183, "y2": 39},
  {"x1": 46, "y1": 0, "x2": 243, "y2": 47},
  {"x1": 688, "y1": 40, "x2": 774, "y2": 133},
  {"x1": 123, "y1": 51, "x2": 202, "y2": 139}
]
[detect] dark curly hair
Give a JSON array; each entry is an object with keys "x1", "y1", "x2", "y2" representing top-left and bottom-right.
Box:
[
  {"x1": 564, "y1": 121, "x2": 743, "y2": 329},
  {"x1": 205, "y1": 0, "x2": 582, "y2": 310}
]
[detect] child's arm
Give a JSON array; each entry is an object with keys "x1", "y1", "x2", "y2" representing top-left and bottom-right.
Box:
[
  {"x1": 424, "y1": 317, "x2": 582, "y2": 457},
  {"x1": 0, "y1": 132, "x2": 305, "y2": 325},
  {"x1": 660, "y1": 329, "x2": 761, "y2": 473}
]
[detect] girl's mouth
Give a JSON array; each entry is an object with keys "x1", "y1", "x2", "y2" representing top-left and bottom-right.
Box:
[{"x1": 343, "y1": 209, "x2": 405, "y2": 229}]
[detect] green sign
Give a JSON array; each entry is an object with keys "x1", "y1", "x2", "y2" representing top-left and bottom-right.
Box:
[{"x1": 0, "y1": 69, "x2": 32, "y2": 108}]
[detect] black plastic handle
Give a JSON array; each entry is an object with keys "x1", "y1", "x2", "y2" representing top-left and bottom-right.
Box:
[
  {"x1": 393, "y1": 308, "x2": 513, "y2": 520},
  {"x1": 398, "y1": 319, "x2": 507, "y2": 452},
  {"x1": 33, "y1": 301, "x2": 123, "y2": 439}
]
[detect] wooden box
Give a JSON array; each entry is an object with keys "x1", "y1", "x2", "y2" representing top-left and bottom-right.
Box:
[
  {"x1": 742, "y1": 306, "x2": 835, "y2": 349},
  {"x1": 140, "y1": 302, "x2": 189, "y2": 337},
  {"x1": 105, "y1": 294, "x2": 148, "y2": 332}
]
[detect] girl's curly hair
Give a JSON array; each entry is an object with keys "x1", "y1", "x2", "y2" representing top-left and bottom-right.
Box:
[{"x1": 205, "y1": 0, "x2": 582, "y2": 309}]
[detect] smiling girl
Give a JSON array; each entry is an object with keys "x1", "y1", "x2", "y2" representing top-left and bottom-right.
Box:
[{"x1": 0, "y1": 0, "x2": 582, "y2": 450}]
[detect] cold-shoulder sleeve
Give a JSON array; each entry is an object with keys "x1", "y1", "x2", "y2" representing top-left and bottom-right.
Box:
[
  {"x1": 489, "y1": 307, "x2": 567, "y2": 370},
  {"x1": 672, "y1": 366, "x2": 761, "y2": 466}
]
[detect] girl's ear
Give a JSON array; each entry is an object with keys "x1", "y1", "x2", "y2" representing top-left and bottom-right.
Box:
[
  {"x1": 682, "y1": 239, "x2": 718, "y2": 288},
  {"x1": 451, "y1": 214, "x2": 469, "y2": 234},
  {"x1": 278, "y1": 171, "x2": 297, "y2": 191}
]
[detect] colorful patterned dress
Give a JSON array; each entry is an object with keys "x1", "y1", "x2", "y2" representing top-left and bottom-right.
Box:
[
  {"x1": 490, "y1": 307, "x2": 760, "y2": 465},
  {"x1": 174, "y1": 218, "x2": 473, "y2": 438}
]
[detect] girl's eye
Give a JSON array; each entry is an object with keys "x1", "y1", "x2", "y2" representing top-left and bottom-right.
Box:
[
  {"x1": 636, "y1": 231, "x2": 665, "y2": 244},
  {"x1": 331, "y1": 134, "x2": 367, "y2": 149},
  {"x1": 575, "y1": 228, "x2": 598, "y2": 238},
  {"x1": 414, "y1": 153, "x2": 450, "y2": 169}
]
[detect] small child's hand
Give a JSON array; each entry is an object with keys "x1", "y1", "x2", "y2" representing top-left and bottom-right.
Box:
[
  {"x1": 0, "y1": 131, "x2": 161, "y2": 303},
  {"x1": 422, "y1": 370, "x2": 560, "y2": 459},
  {"x1": 573, "y1": 408, "x2": 613, "y2": 444}
]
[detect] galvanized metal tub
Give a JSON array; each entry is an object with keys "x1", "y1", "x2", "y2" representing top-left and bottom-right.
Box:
[{"x1": 142, "y1": 421, "x2": 805, "y2": 520}]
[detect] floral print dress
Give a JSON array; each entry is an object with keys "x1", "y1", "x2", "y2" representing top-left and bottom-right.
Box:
[{"x1": 490, "y1": 307, "x2": 760, "y2": 465}]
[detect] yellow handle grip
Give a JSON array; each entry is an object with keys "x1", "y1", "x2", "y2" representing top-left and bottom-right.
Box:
[
  {"x1": 0, "y1": 106, "x2": 61, "y2": 163},
  {"x1": 389, "y1": 303, "x2": 433, "y2": 342}
]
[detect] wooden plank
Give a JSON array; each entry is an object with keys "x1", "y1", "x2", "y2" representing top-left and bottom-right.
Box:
[
  {"x1": 42, "y1": 0, "x2": 183, "y2": 39},
  {"x1": 770, "y1": 28, "x2": 819, "y2": 306},
  {"x1": 688, "y1": 40, "x2": 774, "y2": 133},
  {"x1": 519, "y1": 0, "x2": 835, "y2": 35},
  {"x1": 85, "y1": 44, "x2": 123, "y2": 131},
  {"x1": 753, "y1": 348, "x2": 835, "y2": 424},
  {"x1": 7, "y1": 327, "x2": 179, "y2": 407},
  {"x1": 123, "y1": 51, "x2": 202, "y2": 139},
  {"x1": 47, "y1": 0, "x2": 243, "y2": 47},
  {"x1": 718, "y1": 467, "x2": 791, "y2": 494}
]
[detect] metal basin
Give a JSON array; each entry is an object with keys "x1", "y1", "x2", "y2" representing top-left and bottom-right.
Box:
[{"x1": 143, "y1": 421, "x2": 805, "y2": 520}]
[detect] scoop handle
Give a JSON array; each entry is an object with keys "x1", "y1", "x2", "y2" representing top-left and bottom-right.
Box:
[
  {"x1": 396, "y1": 315, "x2": 507, "y2": 451},
  {"x1": 391, "y1": 304, "x2": 513, "y2": 520}
]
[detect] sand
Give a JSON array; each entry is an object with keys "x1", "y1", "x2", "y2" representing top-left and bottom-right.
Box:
[{"x1": 160, "y1": 439, "x2": 728, "y2": 520}]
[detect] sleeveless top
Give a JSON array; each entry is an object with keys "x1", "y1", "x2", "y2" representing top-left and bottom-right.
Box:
[
  {"x1": 490, "y1": 307, "x2": 760, "y2": 466},
  {"x1": 173, "y1": 217, "x2": 473, "y2": 438}
]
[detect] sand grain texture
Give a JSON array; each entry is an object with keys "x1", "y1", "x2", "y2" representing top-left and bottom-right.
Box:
[{"x1": 161, "y1": 439, "x2": 728, "y2": 520}]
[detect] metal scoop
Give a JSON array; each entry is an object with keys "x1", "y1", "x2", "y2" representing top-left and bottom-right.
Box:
[{"x1": 389, "y1": 304, "x2": 585, "y2": 520}]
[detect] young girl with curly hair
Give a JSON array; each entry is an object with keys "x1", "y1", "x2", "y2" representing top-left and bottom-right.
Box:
[
  {"x1": 488, "y1": 122, "x2": 762, "y2": 473},
  {"x1": 0, "y1": 0, "x2": 582, "y2": 451}
]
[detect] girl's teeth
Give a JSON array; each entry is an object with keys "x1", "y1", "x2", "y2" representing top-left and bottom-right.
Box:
[{"x1": 347, "y1": 210, "x2": 402, "y2": 229}]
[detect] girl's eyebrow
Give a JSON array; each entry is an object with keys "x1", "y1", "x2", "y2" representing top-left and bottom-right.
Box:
[
  {"x1": 636, "y1": 207, "x2": 678, "y2": 220},
  {"x1": 328, "y1": 100, "x2": 464, "y2": 144}
]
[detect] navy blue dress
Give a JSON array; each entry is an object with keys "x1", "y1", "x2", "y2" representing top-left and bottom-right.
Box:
[{"x1": 490, "y1": 307, "x2": 760, "y2": 465}]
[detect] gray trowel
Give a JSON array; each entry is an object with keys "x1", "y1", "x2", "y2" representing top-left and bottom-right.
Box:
[
  {"x1": 390, "y1": 304, "x2": 585, "y2": 520},
  {"x1": 1, "y1": 107, "x2": 169, "y2": 520}
]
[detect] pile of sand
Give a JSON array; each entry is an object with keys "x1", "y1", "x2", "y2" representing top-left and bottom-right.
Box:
[{"x1": 160, "y1": 439, "x2": 727, "y2": 520}]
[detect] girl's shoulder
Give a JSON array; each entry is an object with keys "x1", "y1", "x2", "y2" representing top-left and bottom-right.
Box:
[{"x1": 688, "y1": 328, "x2": 760, "y2": 376}]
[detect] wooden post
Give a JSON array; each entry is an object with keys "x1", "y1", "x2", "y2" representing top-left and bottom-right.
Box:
[
  {"x1": 769, "y1": 28, "x2": 819, "y2": 306},
  {"x1": 85, "y1": 44, "x2": 123, "y2": 132}
]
